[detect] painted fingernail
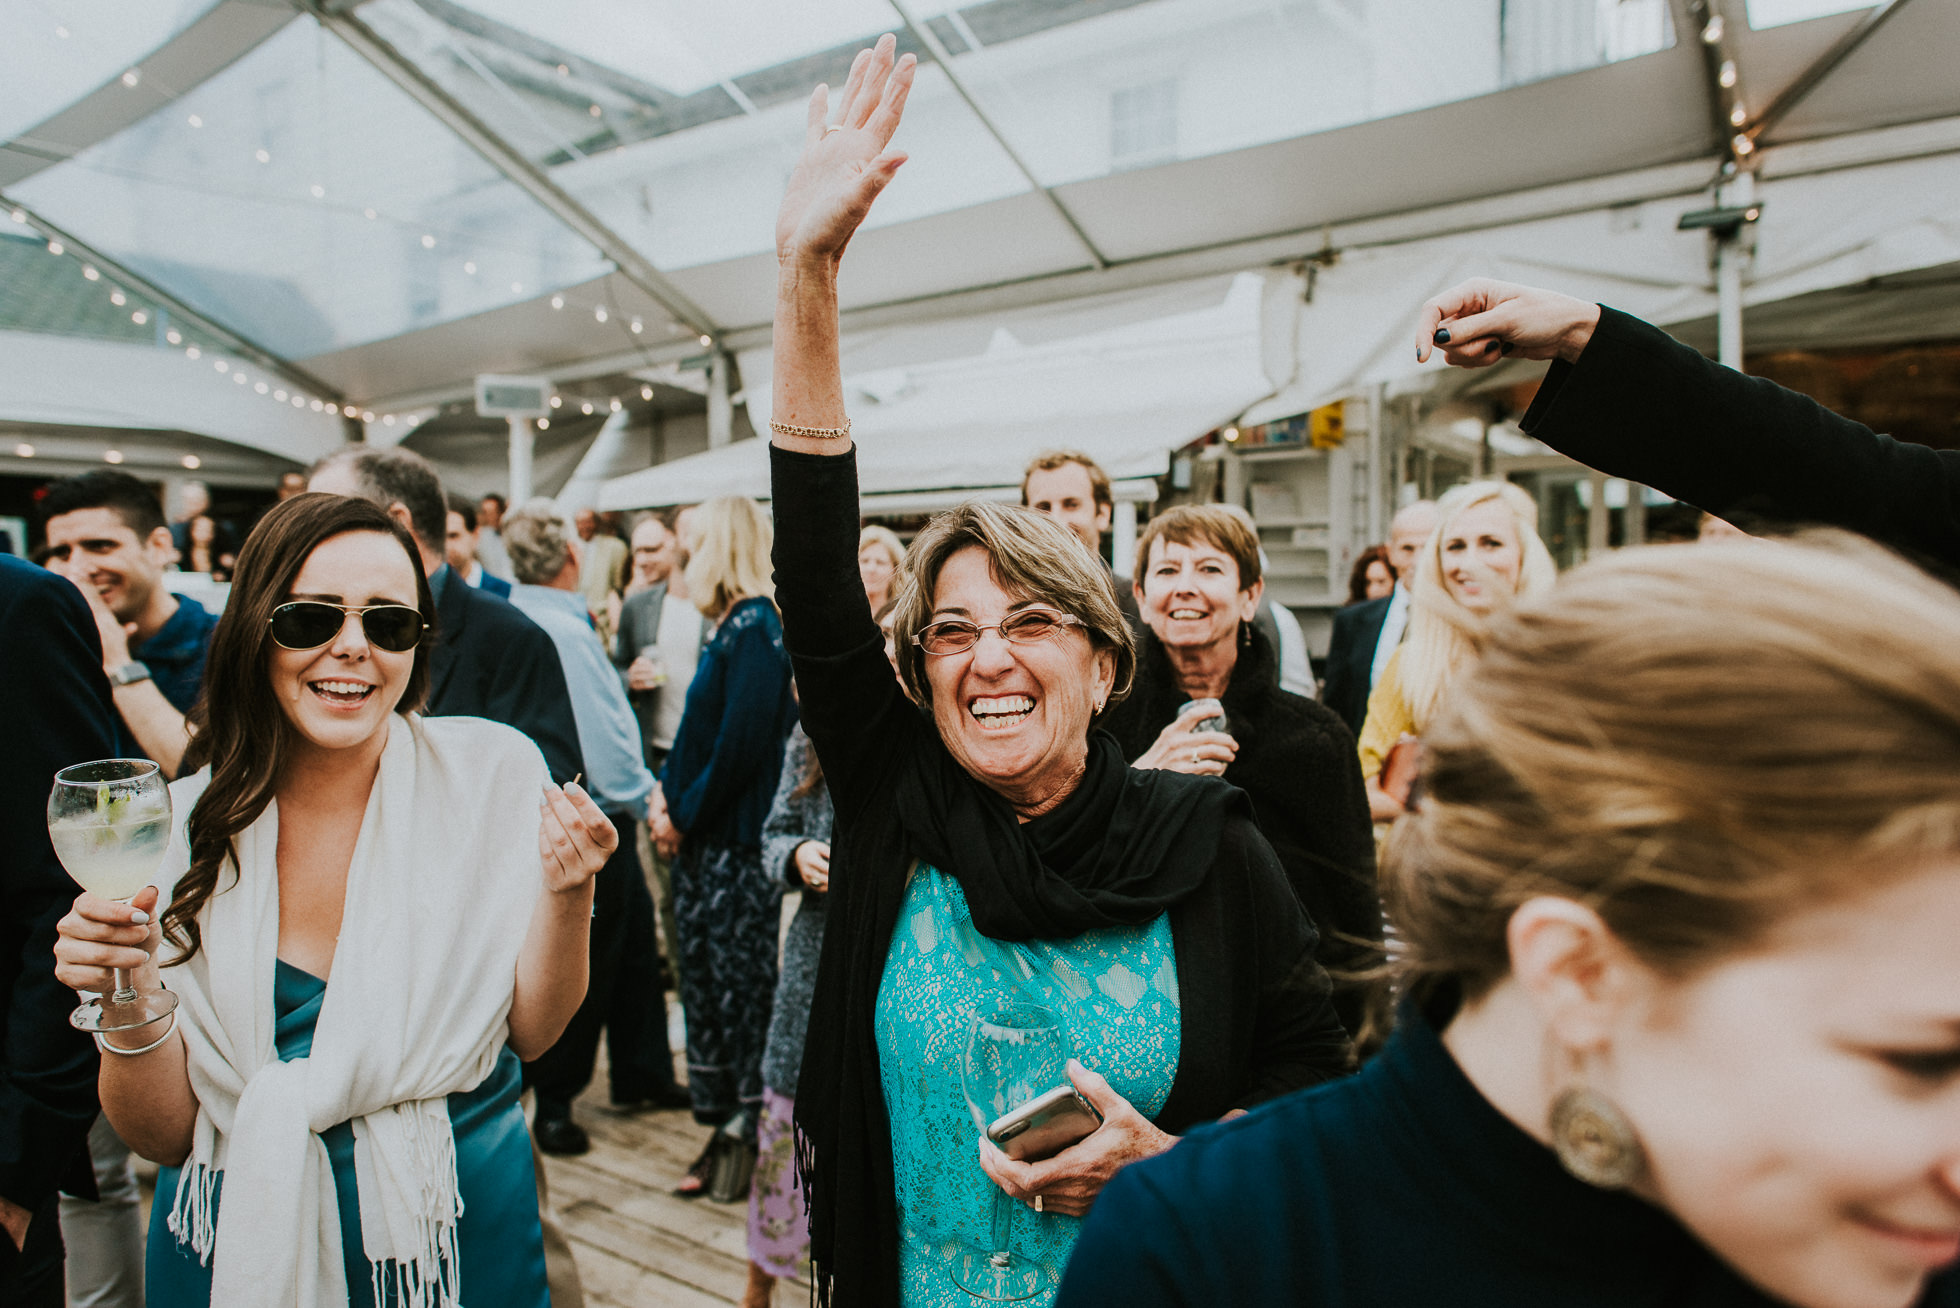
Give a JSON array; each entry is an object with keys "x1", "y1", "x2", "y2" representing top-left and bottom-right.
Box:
[
  {"x1": 129, "y1": 909, "x2": 150, "y2": 925},
  {"x1": 1432, "y1": 327, "x2": 1451, "y2": 344}
]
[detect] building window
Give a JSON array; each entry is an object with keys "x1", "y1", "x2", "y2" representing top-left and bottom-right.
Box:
[{"x1": 1110, "y1": 80, "x2": 1177, "y2": 170}]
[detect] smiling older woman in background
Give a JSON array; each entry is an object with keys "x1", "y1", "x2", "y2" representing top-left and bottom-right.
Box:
[
  {"x1": 1099, "y1": 505, "x2": 1379, "y2": 1038},
  {"x1": 765, "y1": 38, "x2": 1350, "y2": 1307}
]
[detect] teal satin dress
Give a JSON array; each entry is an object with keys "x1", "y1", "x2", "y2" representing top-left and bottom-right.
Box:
[{"x1": 147, "y1": 960, "x2": 549, "y2": 1307}]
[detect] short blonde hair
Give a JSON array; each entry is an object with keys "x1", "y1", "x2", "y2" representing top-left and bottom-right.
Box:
[
  {"x1": 892, "y1": 500, "x2": 1134, "y2": 712},
  {"x1": 1132, "y1": 504, "x2": 1262, "y2": 590},
  {"x1": 683, "y1": 496, "x2": 775, "y2": 620},
  {"x1": 858, "y1": 524, "x2": 908, "y2": 577},
  {"x1": 1400, "y1": 480, "x2": 1557, "y2": 730},
  {"x1": 1387, "y1": 532, "x2": 1960, "y2": 1000}
]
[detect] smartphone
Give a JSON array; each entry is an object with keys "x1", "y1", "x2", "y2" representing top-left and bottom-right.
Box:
[{"x1": 986, "y1": 1085, "x2": 1103, "y2": 1163}]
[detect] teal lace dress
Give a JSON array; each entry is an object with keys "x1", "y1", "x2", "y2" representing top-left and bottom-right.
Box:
[
  {"x1": 146, "y1": 960, "x2": 549, "y2": 1307},
  {"x1": 875, "y1": 864, "x2": 1181, "y2": 1308}
]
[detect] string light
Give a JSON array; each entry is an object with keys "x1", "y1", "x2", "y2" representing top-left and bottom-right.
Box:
[
  {"x1": 109, "y1": 289, "x2": 125, "y2": 306},
  {"x1": 698, "y1": 334, "x2": 711, "y2": 347},
  {"x1": 181, "y1": 455, "x2": 201, "y2": 470},
  {"x1": 186, "y1": 113, "x2": 202, "y2": 128},
  {"x1": 538, "y1": 418, "x2": 550, "y2": 429},
  {"x1": 382, "y1": 414, "x2": 397, "y2": 426},
  {"x1": 609, "y1": 398, "x2": 622, "y2": 412},
  {"x1": 255, "y1": 382, "x2": 269, "y2": 394},
  {"x1": 594, "y1": 305, "x2": 610, "y2": 324},
  {"x1": 463, "y1": 261, "x2": 477, "y2": 275},
  {"x1": 82, "y1": 265, "x2": 99, "y2": 281},
  {"x1": 550, "y1": 295, "x2": 564, "y2": 310},
  {"x1": 311, "y1": 184, "x2": 326, "y2": 199},
  {"x1": 310, "y1": 399, "x2": 324, "y2": 412},
  {"x1": 166, "y1": 329, "x2": 182, "y2": 345},
  {"x1": 629, "y1": 319, "x2": 643, "y2": 333},
  {"x1": 14, "y1": 443, "x2": 35, "y2": 457},
  {"x1": 214, "y1": 359, "x2": 229, "y2": 373},
  {"x1": 274, "y1": 388, "x2": 288, "y2": 401},
  {"x1": 232, "y1": 372, "x2": 246, "y2": 384},
  {"x1": 131, "y1": 310, "x2": 148, "y2": 325},
  {"x1": 186, "y1": 346, "x2": 201, "y2": 360},
  {"x1": 255, "y1": 149, "x2": 271, "y2": 164},
  {"x1": 47, "y1": 240, "x2": 63, "y2": 255},
  {"x1": 9, "y1": 209, "x2": 24, "y2": 223},
  {"x1": 1718, "y1": 60, "x2": 1738, "y2": 89},
  {"x1": 343, "y1": 404, "x2": 359, "y2": 417},
  {"x1": 291, "y1": 395, "x2": 306, "y2": 408},
  {"x1": 549, "y1": 395, "x2": 562, "y2": 409},
  {"x1": 104, "y1": 449, "x2": 124, "y2": 463},
  {"x1": 580, "y1": 401, "x2": 594, "y2": 415},
  {"x1": 1730, "y1": 103, "x2": 1748, "y2": 126},
  {"x1": 120, "y1": 69, "x2": 140, "y2": 88},
  {"x1": 641, "y1": 385, "x2": 653, "y2": 400},
  {"x1": 588, "y1": 104, "x2": 602, "y2": 118},
  {"x1": 420, "y1": 234, "x2": 436, "y2": 249}
]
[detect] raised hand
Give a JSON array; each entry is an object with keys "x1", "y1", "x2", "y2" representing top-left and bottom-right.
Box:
[
  {"x1": 1132, "y1": 701, "x2": 1238, "y2": 777},
  {"x1": 775, "y1": 34, "x2": 918, "y2": 266},
  {"x1": 1415, "y1": 278, "x2": 1602, "y2": 369}
]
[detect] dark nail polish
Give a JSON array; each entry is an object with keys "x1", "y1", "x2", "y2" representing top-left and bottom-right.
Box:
[{"x1": 1433, "y1": 327, "x2": 1451, "y2": 345}]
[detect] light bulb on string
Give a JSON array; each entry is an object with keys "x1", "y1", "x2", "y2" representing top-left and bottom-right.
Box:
[
  {"x1": 255, "y1": 382, "x2": 269, "y2": 394},
  {"x1": 344, "y1": 405, "x2": 360, "y2": 418},
  {"x1": 310, "y1": 399, "x2": 324, "y2": 412},
  {"x1": 186, "y1": 114, "x2": 202, "y2": 128},
  {"x1": 464, "y1": 261, "x2": 477, "y2": 275},
  {"x1": 15, "y1": 443, "x2": 36, "y2": 457},
  {"x1": 641, "y1": 385, "x2": 653, "y2": 401},
  {"x1": 549, "y1": 395, "x2": 562, "y2": 409},
  {"x1": 698, "y1": 334, "x2": 711, "y2": 347},
  {"x1": 214, "y1": 360, "x2": 228, "y2": 373},
  {"x1": 131, "y1": 310, "x2": 148, "y2": 325},
  {"x1": 109, "y1": 289, "x2": 125, "y2": 306},
  {"x1": 629, "y1": 319, "x2": 643, "y2": 333},
  {"x1": 420, "y1": 234, "x2": 436, "y2": 249},
  {"x1": 382, "y1": 414, "x2": 396, "y2": 426},
  {"x1": 310, "y1": 184, "x2": 326, "y2": 199},
  {"x1": 361, "y1": 411, "x2": 375, "y2": 423},
  {"x1": 580, "y1": 401, "x2": 594, "y2": 415},
  {"x1": 82, "y1": 265, "x2": 99, "y2": 281},
  {"x1": 165, "y1": 329, "x2": 182, "y2": 345},
  {"x1": 186, "y1": 346, "x2": 201, "y2": 360},
  {"x1": 538, "y1": 417, "x2": 550, "y2": 429},
  {"x1": 550, "y1": 295, "x2": 564, "y2": 310},
  {"x1": 274, "y1": 388, "x2": 288, "y2": 401},
  {"x1": 181, "y1": 455, "x2": 201, "y2": 470},
  {"x1": 47, "y1": 240, "x2": 63, "y2": 256},
  {"x1": 255, "y1": 149, "x2": 271, "y2": 164},
  {"x1": 104, "y1": 450, "x2": 124, "y2": 464},
  {"x1": 610, "y1": 398, "x2": 622, "y2": 412},
  {"x1": 120, "y1": 69, "x2": 140, "y2": 88},
  {"x1": 232, "y1": 372, "x2": 246, "y2": 385},
  {"x1": 9, "y1": 209, "x2": 25, "y2": 223},
  {"x1": 594, "y1": 306, "x2": 608, "y2": 323},
  {"x1": 291, "y1": 395, "x2": 306, "y2": 408}
]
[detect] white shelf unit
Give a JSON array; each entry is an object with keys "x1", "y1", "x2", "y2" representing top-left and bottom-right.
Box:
[{"x1": 1217, "y1": 395, "x2": 1377, "y2": 613}]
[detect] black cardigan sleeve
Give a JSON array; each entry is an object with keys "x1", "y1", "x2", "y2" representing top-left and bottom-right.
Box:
[
  {"x1": 1522, "y1": 306, "x2": 1960, "y2": 568},
  {"x1": 769, "y1": 446, "x2": 933, "y2": 820}
]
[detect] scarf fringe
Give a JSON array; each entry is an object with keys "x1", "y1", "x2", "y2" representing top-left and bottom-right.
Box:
[
  {"x1": 792, "y1": 1121, "x2": 831, "y2": 1308},
  {"x1": 166, "y1": 1160, "x2": 220, "y2": 1265},
  {"x1": 367, "y1": 1103, "x2": 466, "y2": 1308},
  {"x1": 368, "y1": 1222, "x2": 462, "y2": 1308}
]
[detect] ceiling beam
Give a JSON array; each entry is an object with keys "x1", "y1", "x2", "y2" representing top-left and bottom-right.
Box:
[
  {"x1": 886, "y1": 0, "x2": 1110, "y2": 271},
  {"x1": 1744, "y1": 0, "x2": 1918, "y2": 147},
  {"x1": 0, "y1": 192, "x2": 345, "y2": 402},
  {"x1": 303, "y1": 1, "x2": 723, "y2": 342}
]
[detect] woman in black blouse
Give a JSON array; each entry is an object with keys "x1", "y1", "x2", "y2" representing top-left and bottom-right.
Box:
[
  {"x1": 768, "y1": 37, "x2": 1351, "y2": 1307},
  {"x1": 1099, "y1": 504, "x2": 1379, "y2": 1037},
  {"x1": 1060, "y1": 534, "x2": 1960, "y2": 1308}
]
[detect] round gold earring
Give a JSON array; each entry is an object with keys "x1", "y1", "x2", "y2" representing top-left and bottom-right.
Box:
[{"x1": 1549, "y1": 1085, "x2": 1644, "y2": 1189}]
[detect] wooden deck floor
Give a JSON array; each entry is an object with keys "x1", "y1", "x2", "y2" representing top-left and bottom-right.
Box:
[{"x1": 545, "y1": 1019, "x2": 806, "y2": 1308}]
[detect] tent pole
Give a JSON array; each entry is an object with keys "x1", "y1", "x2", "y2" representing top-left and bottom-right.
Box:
[
  {"x1": 707, "y1": 353, "x2": 733, "y2": 450},
  {"x1": 509, "y1": 417, "x2": 534, "y2": 503}
]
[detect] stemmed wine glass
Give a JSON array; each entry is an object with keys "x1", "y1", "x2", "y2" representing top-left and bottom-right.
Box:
[
  {"x1": 48, "y1": 759, "x2": 178, "y2": 1033},
  {"x1": 950, "y1": 1002, "x2": 1068, "y2": 1301}
]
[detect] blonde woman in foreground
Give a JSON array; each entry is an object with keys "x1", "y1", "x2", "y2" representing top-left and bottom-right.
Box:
[
  {"x1": 1060, "y1": 532, "x2": 1960, "y2": 1308},
  {"x1": 1357, "y1": 479, "x2": 1555, "y2": 820}
]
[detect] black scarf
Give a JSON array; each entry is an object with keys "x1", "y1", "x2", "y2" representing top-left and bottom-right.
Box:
[{"x1": 796, "y1": 729, "x2": 1242, "y2": 1305}]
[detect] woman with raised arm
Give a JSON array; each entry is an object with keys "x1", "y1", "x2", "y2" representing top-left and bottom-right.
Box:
[
  {"x1": 769, "y1": 36, "x2": 1352, "y2": 1308},
  {"x1": 50, "y1": 493, "x2": 617, "y2": 1308},
  {"x1": 1059, "y1": 533, "x2": 1960, "y2": 1308}
]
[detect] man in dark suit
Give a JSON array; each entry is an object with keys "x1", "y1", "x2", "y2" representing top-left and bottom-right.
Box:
[
  {"x1": 308, "y1": 448, "x2": 581, "y2": 784},
  {"x1": 0, "y1": 556, "x2": 120, "y2": 1306},
  {"x1": 445, "y1": 492, "x2": 513, "y2": 599},
  {"x1": 1321, "y1": 500, "x2": 1439, "y2": 737}
]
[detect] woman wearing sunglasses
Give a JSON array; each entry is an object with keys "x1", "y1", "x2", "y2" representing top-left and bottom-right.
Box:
[
  {"x1": 767, "y1": 38, "x2": 1352, "y2": 1307},
  {"x1": 52, "y1": 493, "x2": 617, "y2": 1308}
]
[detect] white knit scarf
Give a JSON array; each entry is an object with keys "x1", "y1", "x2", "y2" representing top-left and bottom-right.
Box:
[{"x1": 156, "y1": 714, "x2": 547, "y2": 1308}]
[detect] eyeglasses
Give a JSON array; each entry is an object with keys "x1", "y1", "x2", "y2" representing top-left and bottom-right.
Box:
[
  {"x1": 268, "y1": 601, "x2": 427, "y2": 653},
  {"x1": 913, "y1": 607, "x2": 1086, "y2": 656}
]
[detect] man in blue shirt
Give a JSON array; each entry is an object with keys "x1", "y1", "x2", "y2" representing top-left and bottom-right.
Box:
[
  {"x1": 41, "y1": 472, "x2": 218, "y2": 780},
  {"x1": 502, "y1": 499, "x2": 687, "y2": 1154}
]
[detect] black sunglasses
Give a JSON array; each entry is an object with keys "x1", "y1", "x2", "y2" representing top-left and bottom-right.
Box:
[{"x1": 269, "y1": 601, "x2": 427, "y2": 653}]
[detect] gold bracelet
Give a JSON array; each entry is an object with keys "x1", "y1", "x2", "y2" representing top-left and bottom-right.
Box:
[
  {"x1": 95, "y1": 1011, "x2": 176, "y2": 1057},
  {"x1": 769, "y1": 418, "x2": 851, "y2": 440}
]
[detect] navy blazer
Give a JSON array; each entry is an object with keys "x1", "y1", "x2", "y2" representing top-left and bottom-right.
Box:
[
  {"x1": 476, "y1": 570, "x2": 512, "y2": 600},
  {"x1": 427, "y1": 569, "x2": 583, "y2": 785},
  {"x1": 1320, "y1": 594, "x2": 1391, "y2": 738},
  {"x1": 0, "y1": 558, "x2": 119, "y2": 1214}
]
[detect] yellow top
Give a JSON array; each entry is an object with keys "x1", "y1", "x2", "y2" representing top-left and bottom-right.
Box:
[{"x1": 1356, "y1": 646, "x2": 1417, "y2": 782}]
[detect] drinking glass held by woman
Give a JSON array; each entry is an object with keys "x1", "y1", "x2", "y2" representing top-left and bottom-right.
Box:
[
  {"x1": 768, "y1": 36, "x2": 1352, "y2": 1307},
  {"x1": 1060, "y1": 534, "x2": 1960, "y2": 1308},
  {"x1": 52, "y1": 493, "x2": 618, "y2": 1308}
]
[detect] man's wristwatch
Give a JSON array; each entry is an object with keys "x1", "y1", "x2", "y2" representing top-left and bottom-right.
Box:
[{"x1": 108, "y1": 661, "x2": 152, "y2": 688}]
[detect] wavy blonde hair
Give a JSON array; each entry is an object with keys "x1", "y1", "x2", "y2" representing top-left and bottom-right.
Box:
[
  {"x1": 1386, "y1": 532, "x2": 1960, "y2": 1000},
  {"x1": 683, "y1": 495, "x2": 775, "y2": 620},
  {"x1": 1399, "y1": 480, "x2": 1556, "y2": 730}
]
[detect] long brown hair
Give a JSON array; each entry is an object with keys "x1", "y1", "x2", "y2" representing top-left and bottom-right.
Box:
[{"x1": 168, "y1": 494, "x2": 434, "y2": 964}]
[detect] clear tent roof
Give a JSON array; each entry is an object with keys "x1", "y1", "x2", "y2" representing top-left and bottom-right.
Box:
[{"x1": 0, "y1": 0, "x2": 1947, "y2": 419}]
